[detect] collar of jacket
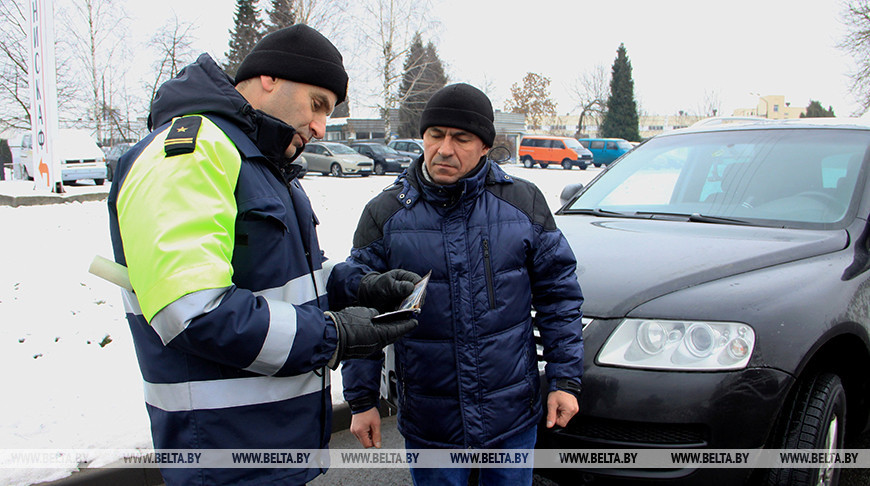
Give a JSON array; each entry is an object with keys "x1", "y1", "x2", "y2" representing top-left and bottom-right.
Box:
[{"x1": 400, "y1": 156, "x2": 513, "y2": 209}]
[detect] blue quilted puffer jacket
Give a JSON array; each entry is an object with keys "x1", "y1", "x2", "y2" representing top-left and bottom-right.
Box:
[{"x1": 328, "y1": 157, "x2": 584, "y2": 448}]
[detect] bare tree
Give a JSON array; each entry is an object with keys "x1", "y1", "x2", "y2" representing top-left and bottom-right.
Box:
[
  {"x1": 295, "y1": 0, "x2": 349, "y2": 40},
  {"x1": 0, "y1": 0, "x2": 75, "y2": 132},
  {"x1": 58, "y1": 0, "x2": 130, "y2": 143},
  {"x1": 694, "y1": 89, "x2": 722, "y2": 118},
  {"x1": 145, "y1": 15, "x2": 198, "y2": 110},
  {"x1": 355, "y1": 0, "x2": 435, "y2": 139},
  {"x1": 568, "y1": 63, "x2": 609, "y2": 137},
  {"x1": 840, "y1": 0, "x2": 870, "y2": 113}
]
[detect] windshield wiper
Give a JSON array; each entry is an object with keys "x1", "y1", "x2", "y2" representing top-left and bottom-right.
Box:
[
  {"x1": 563, "y1": 208, "x2": 634, "y2": 218},
  {"x1": 635, "y1": 211, "x2": 751, "y2": 225}
]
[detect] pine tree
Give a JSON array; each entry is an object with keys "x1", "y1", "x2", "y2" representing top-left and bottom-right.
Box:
[
  {"x1": 801, "y1": 100, "x2": 836, "y2": 118},
  {"x1": 265, "y1": 0, "x2": 296, "y2": 33},
  {"x1": 600, "y1": 43, "x2": 640, "y2": 142},
  {"x1": 397, "y1": 34, "x2": 447, "y2": 138},
  {"x1": 224, "y1": 0, "x2": 264, "y2": 78}
]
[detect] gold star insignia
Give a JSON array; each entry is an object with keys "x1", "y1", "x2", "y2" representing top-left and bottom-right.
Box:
[{"x1": 176, "y1": 126, "x2": 188, "y2": 133}]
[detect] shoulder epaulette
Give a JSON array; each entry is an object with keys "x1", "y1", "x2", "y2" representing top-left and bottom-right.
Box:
[{"x1": 164, "y1": 116, "x2": 203, "y2": 157}]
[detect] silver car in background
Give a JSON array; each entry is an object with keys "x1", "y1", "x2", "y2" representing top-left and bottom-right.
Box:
[{"x1": 303, "y1": 142, "x2": 373, "y2": 177}]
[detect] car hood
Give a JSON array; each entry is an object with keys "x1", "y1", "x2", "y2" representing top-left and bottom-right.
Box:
[{"x1": 556, "y1": 216, "x2": 849, "y2": 318}]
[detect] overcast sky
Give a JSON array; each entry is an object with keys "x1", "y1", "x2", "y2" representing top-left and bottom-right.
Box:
[{"x1": 124, "y1": 0, "x2": 861, "y2": 118}]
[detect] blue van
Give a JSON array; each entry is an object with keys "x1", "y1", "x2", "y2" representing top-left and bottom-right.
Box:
[{"x1": 577, "y1": 138, "x2": 633, "y2": 167}]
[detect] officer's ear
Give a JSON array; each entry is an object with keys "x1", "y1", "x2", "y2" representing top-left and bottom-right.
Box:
[{"x1": 259, "y1": 75, "x2": 280, "y2": 93}]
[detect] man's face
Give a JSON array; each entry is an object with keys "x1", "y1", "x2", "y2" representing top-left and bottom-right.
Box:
[
  {"x1": 422, "y1": 126, "x2": 489, "y2": 185},
  {"x1": 260, "y1": 78, "x2": 337, "y2": 158}
]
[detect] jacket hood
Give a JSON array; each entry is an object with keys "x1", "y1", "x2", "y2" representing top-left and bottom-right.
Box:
[{"x1": 148, "y1": 53, "x2": 301, "y2": 165}]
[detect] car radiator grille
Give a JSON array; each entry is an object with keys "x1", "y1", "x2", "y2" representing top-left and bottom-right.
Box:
[{"x1": 563, "y1": 416, "x2": 707, "y2": 446}]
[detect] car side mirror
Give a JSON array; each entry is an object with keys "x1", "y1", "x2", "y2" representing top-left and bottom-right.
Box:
[{"x1": 560, "y1": 182, "x2": 584, "y2": 207}]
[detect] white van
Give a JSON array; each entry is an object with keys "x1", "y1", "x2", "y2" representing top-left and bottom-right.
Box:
[{"x1": 14, "y1": 129, "x2": 108, "y2": 185}]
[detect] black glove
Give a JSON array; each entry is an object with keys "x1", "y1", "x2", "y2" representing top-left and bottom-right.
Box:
[
  {"x1": 326, "y1": 306, "x2": 417, "y2": 369},
  {"x1": 358, "y1": 269, "x2": 423, "y2": 313}
]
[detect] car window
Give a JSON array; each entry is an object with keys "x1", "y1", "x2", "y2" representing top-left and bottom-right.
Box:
[
  {"x1": 565, "y1": 138, "x2": 584, "y2": 150},
  {"x1": 325, "y1": 143, "x2": 358, "y2": 155},
  {"x1": 607, "y1": 142, "x2": 618, "y2": 150},
  {"x1": 552, "y1": 141, "x2": 565, "y2": 149},
  {"x1": 590, "y1": 141, "x2": 605, "y2": 149},
  {"x1": 520, "y1": 138, "x2": 533, "y2": 147},
  {"x1": 568, "y1": 128, "x2": 870, "y2": 228},
  {"x1": 579, "y1": 140, "x2": 590, "y2": 148},
  {"x1": 303, "y1": 145, "x2": 321, "y2": 154}
]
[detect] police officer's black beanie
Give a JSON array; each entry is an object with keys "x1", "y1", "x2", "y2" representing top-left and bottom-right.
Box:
[
  {"x1": 235, "y1": 24, "x2": 348, "y2": 105},
  {"x1": 419, "y1": 83, "x2": 495, "y2": 147}
]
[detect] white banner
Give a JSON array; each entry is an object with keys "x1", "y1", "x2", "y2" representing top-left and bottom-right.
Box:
[
  {"x1": 2, "y1": 448, "x2": 870, "y2": 469},
  {"x1": 26, "y1": 0, "x2": 61, "y2": 192}
]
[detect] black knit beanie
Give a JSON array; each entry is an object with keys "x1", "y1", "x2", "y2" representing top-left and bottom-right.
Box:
[
  {"x1": 235, "y1": 24, "x2": 348, "y2": 105},
  {"x1": 420, "y1": 83, "x2": 495, "y2": 147}
]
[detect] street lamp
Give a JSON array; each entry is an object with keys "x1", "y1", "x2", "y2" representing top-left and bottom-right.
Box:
[{"x1": 749, "y1": 92, "x2": 769, "y2": 118}]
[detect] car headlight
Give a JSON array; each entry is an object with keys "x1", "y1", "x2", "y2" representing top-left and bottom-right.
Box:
[{"x1": 598, "y1": 319, "x2": 755, "y2": 370}]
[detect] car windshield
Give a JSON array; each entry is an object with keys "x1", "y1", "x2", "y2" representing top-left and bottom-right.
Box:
[
  {"x1": 323, "y1": 143, "x2": 358, "y2": 155},
  {"x1": 564, "y1": 138, "x2": 584, "y2": 150},
  {"x1": 564, "y1": 128, "x2": 870, "y2": 228}
]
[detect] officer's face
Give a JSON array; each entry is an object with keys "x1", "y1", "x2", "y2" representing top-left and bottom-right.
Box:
[
  {"x1": 264, "y1": 79, "x2": 337, "y2": 158},
  {"x1": 422, "y1": 126, "x2": 489, "y2": 185}
]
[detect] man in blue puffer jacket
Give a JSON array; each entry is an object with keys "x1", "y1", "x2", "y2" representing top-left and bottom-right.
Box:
[{"x1": 328, "y1": 83, "x2": 584, "y2": 485}]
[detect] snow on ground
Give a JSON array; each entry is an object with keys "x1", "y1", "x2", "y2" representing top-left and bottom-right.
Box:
[{"x1": 0, "y1": 164, "x2": 599, "y2": 486}]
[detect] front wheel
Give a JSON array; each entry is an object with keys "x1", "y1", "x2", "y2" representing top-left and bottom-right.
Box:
[
  {"x1": 330, "y1": 163, "x2": 343, "y2": 177},
  {"x1": 561, "y1": 159, "x2": 573, "y2": 170},
  {"x1": 522, "y1": 156, "x2": 534, "y2": 168},
  {"x1": 765, "y1": 372, "x2": 846, "y2": 486},
  {"x1": 374, "y1": 162, "x2": 385, "y2": 175}
]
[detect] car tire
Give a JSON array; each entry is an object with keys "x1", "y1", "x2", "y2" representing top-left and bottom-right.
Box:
[
  {"x1": 522, "y1": 156, "x2": 535, "y2": 168},
  {"x1": 594, "y1": 163, "x2": 602, "y2": 168},
  {"x1": 765, "y1": 372, "x2": 846, "y2": 486},
  {"x1": 330, "y1": 163, "x2": 343, "y2": 177},
  {"x1": 540, "y1": 162, "x2": 549, "y2": 169},
  {"x1": 561, "y1": 159, "x2": 573, "y2": 170},
  {"x1": 374, "y1": 162, "x2": 385, "y2": 175},
  {"x1": 107, "y1": 166, "x2": 114, "y2": 182},
  {"x1": 94, "y1": 178, "x2": 105, "y2": 186}
]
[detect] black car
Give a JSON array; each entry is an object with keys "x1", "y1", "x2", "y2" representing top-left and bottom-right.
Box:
[
  {"x1": 538, "y1": 118, "x2": 870, "y2": 486},
  {"x1": 349, "y1": 142, "x2": 412, "y2": 175},
  {"x1": 103, "y1": 142, "x2": 132, "y2": 182}
]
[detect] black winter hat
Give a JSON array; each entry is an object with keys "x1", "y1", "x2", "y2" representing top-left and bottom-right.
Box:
[
  {"x1": 420, "y1": 83, "x2": 495, "y2": 147},
  {"x1": 235, "y1": 24, "x2": 348, "y2": 104}
]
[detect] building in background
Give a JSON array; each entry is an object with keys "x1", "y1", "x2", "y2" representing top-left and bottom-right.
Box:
[{"x1": 732, "y1": 95, "x2": 805, "y2": 119}]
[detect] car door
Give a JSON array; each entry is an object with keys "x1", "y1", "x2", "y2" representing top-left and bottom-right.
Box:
[
  {"x1": 303, "y1": 145, "x2": 329, "y2": 174},
  {"x1": 589, "y1": 140, "x2": 606, "y2": 164}
]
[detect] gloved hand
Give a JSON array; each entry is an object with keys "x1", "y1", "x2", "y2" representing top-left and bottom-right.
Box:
[
  {"x1": 358, "y1": 269, "x2": 423, "y2": 313},
  {"x1": 326, "y1": 306, "x2": 417, "y2": 369}
]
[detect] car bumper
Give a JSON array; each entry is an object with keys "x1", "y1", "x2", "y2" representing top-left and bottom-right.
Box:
[
  {"x1": 536, "y1": 319, "x2": 794, "y2": 484},
  {"x1": 62, "y1": 166, "x2": 107, "y2": 181}
]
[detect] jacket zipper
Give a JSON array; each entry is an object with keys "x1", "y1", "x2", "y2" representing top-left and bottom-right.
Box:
[{"x1": 483, "y1": 239, "x2": 495, "y2": 310}]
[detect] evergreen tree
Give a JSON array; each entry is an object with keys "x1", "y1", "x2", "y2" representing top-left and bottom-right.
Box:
[
  {"x1": 397, "y1": 33, "x2": 447, "y2": 138},
  {"x1": 600, "y1": 43, "x2": 640, "y2": 142},
  {"x1": 266, "y1": 0, "x2": 296, "y2": 33},
  {"x1": 801, "y1": 100, "x2": 836, "y2": 118},
  {"x1": 224, "y1": 0, "x2": 264, "y2": 78}
]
